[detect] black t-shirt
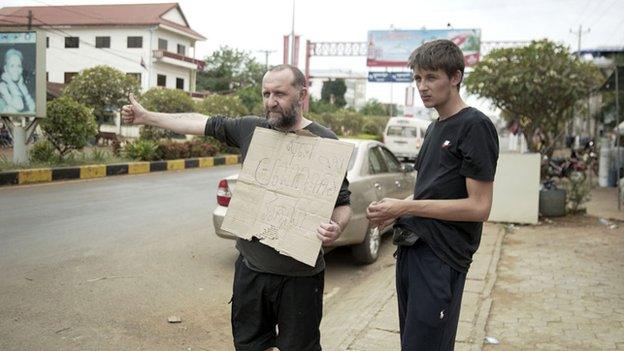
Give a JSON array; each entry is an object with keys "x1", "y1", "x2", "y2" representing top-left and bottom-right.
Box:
[
  {"x1": 396, "y1": 107, "x2": 499, "y2": 272},
  {"x1": 205, "y1": 116, "x2": 351, "y2": 276}
]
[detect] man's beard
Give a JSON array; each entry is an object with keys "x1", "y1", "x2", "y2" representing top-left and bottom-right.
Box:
[{"x1": 265, "y1": 103, "x2": 298, "y2": 130}]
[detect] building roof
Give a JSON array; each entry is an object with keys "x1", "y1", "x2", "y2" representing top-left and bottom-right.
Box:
[{"x1": 0, "y1": 3, "x2": 205, "y2": 40}]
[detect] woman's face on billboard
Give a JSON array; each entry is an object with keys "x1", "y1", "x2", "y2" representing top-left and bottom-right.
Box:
[{"x1": 4, "y1": 54, "x2": 23, "y2": 82}]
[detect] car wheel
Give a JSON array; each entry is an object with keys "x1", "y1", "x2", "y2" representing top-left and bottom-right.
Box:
[{"x1": 352, "y1": 225, "x2": 381, "y2": 264}]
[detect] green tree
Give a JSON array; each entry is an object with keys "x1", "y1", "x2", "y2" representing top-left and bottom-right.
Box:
[
  {"x1": 139, "y1": 88, "x2": 196, "y2": 140},
  {"x1": 234, "y1": 85, "x2": 263, "y2": 114},
  {"x1": 310, "y1": 96, "x2": 339, "y2": 114},
  {"x1": 197, "y1": 46, "x2": 265, "y2": 93},
  {"x1": 321, "y1": 79, "x2": 347, "y2": 108},
  {"x1": 40, "y1": 96, "x2": 98, "y2": 158},
  {"x1": 195, "y1": 94, "x2": 248, "y2": 117},
  {"x1": 360, "y1": 98, "x2": 387, "y2": 116},
  {"x1": 63, "y1": 65, "x2": 140, "y2": 124},
  {"x1": 465, "y1": 40, "x2": 602, "y2": 155}
]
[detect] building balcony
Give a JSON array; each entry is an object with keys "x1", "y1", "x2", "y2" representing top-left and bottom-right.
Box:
[{"x1": 153, "y1": 50, "x2": 205, "y2": 71}]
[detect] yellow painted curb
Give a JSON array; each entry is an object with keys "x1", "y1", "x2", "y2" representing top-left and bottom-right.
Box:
[
  {"x1": 19, "y1": 168, "x2": 52, "y2": 184},
  {"x1": 167, "y1": 159, "x2": 185, "y2": 171},
  {"x1": 80, "y1": 165, "x2": 106, "y2": 179},
  {"x1": 198, "y1": 157, "x2": 214, "y2": 168},
  {"x1": 128, "y1": 162, "x2": 150, "y2": 174},
  {"x1": 225, "y1": 155, "x2": 238, "y2": 165}
]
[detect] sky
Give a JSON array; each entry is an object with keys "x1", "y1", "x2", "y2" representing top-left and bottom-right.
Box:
[{"x1": 2, "y1": 0, "x2": 624, "y2": 110}]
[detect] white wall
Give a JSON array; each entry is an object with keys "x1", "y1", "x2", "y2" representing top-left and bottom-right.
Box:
[
  {"x1": 46, "y1": 26, "x2": 151, "y2": 87},
  {"x1": 152, "y1": 28, "x2": 193, "y2": 56},
  {"x1": 489, "y1": 153, "x2": 541, "y2": 224},
  {"x1": 152, "y1": 63, "x2": 192, "y2": 91},
  {"x1": 44, "y1": 25, "x2": 198, "y2": 92}
]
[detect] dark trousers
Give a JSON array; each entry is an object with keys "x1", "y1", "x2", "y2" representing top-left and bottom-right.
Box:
[
  {"x1": 231, "y1": 256, "x2": 324, "y2": 351},
  {"x1": 396, "y1": 241, "x2": 467, "y2": 351}
]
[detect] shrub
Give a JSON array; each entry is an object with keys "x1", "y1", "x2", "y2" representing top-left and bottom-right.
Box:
[
  {"x1": 124, "y1": 139, "x2": 158, "y2": 161},
  {"x1": 29, "y1": 140, "x2": 59, "y2": 163},
  {"x1": 40, "y1": 96, "x2": 98, "y2": 158},
  {"x1": 156, "y1": 140, "x2": 190, "y2": 160},
  {"x1": 63, "y1": 65, "x2": 140, "y2": 124},
  {"x1": 195, "y1": 94, "x2": 248, "y2": 117},
  {"x1": 188, "y1": 140, "x2": 218, "y2": 158},
  {"x1": 139, "y1": 88, "x2": 196, "y2": 140}
]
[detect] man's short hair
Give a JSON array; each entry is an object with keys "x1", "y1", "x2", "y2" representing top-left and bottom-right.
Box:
[
  {"x1": 407, "y1": 39, "x2": 465, "y2": 87},
  {"x1": 267, "y1": 64, "x2": 307, "y2": 90}
]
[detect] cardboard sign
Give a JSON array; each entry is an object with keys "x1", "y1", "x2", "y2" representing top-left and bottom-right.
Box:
[{"x1": 221, "y1": 127, "x2": 354, "y2": 266}]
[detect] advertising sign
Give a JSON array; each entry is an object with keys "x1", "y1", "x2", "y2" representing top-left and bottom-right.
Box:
[
  {"x1": 368, "y1": 71, "x2": 413, "y2": 83},
  {"x1": 367, "y1": 29, "x2": 481, "y2": 67},
  {"x1": 0, "y1": 30, "x2": 46, "y2": 117}
]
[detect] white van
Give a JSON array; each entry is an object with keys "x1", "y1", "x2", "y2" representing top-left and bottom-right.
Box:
[{"x1": 383, "y1": 117, "x2": 432, "y2": 162}]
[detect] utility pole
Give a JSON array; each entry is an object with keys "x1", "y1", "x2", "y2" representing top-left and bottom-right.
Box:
[
  {"x1": 570, "y1": 25, "x2": 590, "y2": 58},
  {"x1": 569, "y1": 25, "x2": 591, "y2": 141},
  {"x1": 290, "y1": 0, "x2": 296, "y2": 65},
  {"x1": 257, "y1": 50, "x2": 275, "y2": 71}
]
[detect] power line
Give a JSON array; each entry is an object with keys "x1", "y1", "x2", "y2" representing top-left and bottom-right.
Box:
[
  {"x1": 586, "y1": 0, "x2": 618, "y2": 29},
  {"x1": 30, "y1": 0, "x2": 126, "y2": 25},
  {"x1": 31, "y1": 15, "x2": 145, "y2": 68}
]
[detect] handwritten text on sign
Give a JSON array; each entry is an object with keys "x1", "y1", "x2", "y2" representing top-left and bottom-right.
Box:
[{"x1": 221, "y1": 127, "x2": 354, "y2": 266}]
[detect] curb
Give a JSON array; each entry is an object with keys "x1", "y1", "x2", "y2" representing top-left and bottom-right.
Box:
[
  {"x1": 0, "y1": 154, "x2": 241, "y2": 187},
  {"x1": 469, "y1": 225, "x2": 505, "y2": 351}
]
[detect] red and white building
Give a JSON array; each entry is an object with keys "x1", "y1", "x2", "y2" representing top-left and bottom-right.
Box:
[{"x1": 0, "y1": 3, "x2": 206, "y2": 95}]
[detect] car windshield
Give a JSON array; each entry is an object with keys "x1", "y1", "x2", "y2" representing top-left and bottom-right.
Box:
[
  {"x1": 348, "y1": 146, "x2": 358, "y2": 171},
  {"x1": 386, "y1": 126, "x2": 418, "y2": 137}
]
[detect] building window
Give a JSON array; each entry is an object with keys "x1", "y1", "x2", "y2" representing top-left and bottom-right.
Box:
[
  {"x1": 64, "y1": 72, "x2": 78, "y2": 84},
  {"x1": 157, "y1": 74, "x2": 166, "y2": 87},
  {"x1": 158, "y1": 38, "x2": 168, "y2": 51},
  {"x1": 127, "y1": 36, "x2": 143, "y2": 48},
  {"x1": 126, "y1": 73, "x2": 141, "y2": 84},
  {"x1": 46, "y1": 37, "x2": 49, "y2": 48},
  {"x1": 176, "y1": 78, "x2": 184, "y2": 90},
  {"x1": 65, "y1": 37, "x2": 79, "y2": 48},
  {"x1": 177, "y1": 44, "x2": 185, "y2": 55},
  {"x1": 95, "y1": 36, "x2": 111, "y2": 48}
]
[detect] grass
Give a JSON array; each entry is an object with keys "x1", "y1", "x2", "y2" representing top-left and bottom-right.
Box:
[{"x1": 0, "y1": 147, "x2": 132, "y2": 171}]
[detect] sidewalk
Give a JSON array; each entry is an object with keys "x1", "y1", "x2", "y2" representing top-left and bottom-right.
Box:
[
  {"x1": 330, "y1": 223, "x2": 504, "y2": 351},
  {"x1": 482, "y1": 187, "x2": 624, "y2": 351},
  {"x1": 335, "y1": 186, "x2": 623, "y2": 351}
]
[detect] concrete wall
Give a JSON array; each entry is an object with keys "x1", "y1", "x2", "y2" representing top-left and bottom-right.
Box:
[{"x1": 489, "y1": 153, "x2": 541, "y2": 224}]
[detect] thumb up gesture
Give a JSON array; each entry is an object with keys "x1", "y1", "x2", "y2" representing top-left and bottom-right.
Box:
[{"x1": 121, "y1": 93, "x2": 149, "y2": 125}]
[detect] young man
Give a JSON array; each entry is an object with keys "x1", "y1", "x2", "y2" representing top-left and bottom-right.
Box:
[
  {"x1": 366, "y1": 40, "x2": 499, "y2": 350},
  {"x1": 121, "y1": 64, "x2": 351, "y2": 351}
]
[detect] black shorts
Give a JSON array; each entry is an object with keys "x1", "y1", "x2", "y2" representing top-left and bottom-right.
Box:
[
  {"x1": 395, "y1": 241, "x2": 467, "y2": 351},
  {"x1": 231, "y1": 255, "x2": 324, "y2": 351}
]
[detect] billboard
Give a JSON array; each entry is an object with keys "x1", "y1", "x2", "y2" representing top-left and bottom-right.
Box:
[
  {"x1": 0, "y1": 30, "x2": 46, "y2": 117},
  {"x1": 368, "y1": 71, "x2": 413, "y2": 83},
  {"x1": 367, "y1": 29, "x2": 481, "y2": 67}
]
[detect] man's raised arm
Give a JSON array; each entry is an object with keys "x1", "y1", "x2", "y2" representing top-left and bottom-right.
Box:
[{"x1": 121, "y1": 94, "x2": 208, "y2": 136}]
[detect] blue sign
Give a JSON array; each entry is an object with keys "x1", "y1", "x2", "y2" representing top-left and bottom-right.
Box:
[{"x1": 368, "y1": 71, "x2": 413, "y2": 83}]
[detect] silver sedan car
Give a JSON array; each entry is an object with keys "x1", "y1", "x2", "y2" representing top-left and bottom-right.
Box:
[{"x1": 212, "y1": 139, "x2": 416, "y2": 264}]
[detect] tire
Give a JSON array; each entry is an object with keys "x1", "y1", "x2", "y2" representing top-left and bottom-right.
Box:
[{"x1": 351, "y1": 226, "x2": 381, "y2": 264}]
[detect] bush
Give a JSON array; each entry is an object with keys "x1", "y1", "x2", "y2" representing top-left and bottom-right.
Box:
[
  {"x1": 29, "y1": 140, "x2": 59, "y2": 163},
  {"x1": 196, "y1": 94, "x2": 248, "y2": 117},
  {"x1": 561, "y1": 171, "x2": 591, "y2": 214},
  {"x1": 139, "y1": 88, "x2": 196, "y2": 140},
  {"x1": 40, "y1": 96, "x2": 98, "y2": 158},
  {"x1": 124, "y1": 139, "x2": 158, "y2": 161},
  {"x1": 64, "y1": 65, "x2": 140, "y2": 124},
  {"x1": 156, "y1": 140, "x2": 190, "y2": 160},
  {"x1": 188, "y1": 140, "x2": 218, "y2": 158}
]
